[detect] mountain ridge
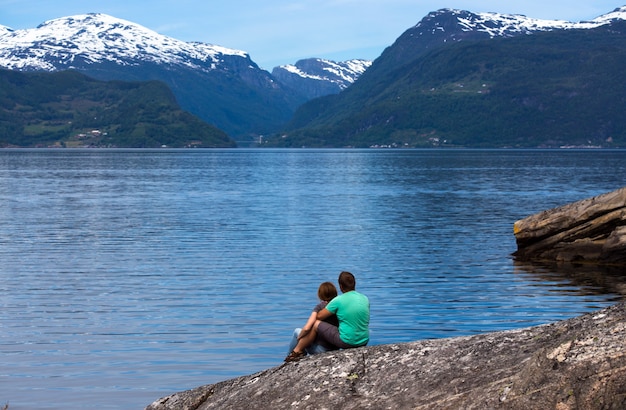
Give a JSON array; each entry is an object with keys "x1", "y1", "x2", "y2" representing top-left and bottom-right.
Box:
[
  {"x1": 0, "y1": 13, "x2": 370, "y2": 140},
  {"x1": 0, "y1": 13, "x2": 249, "y2": 71},
  {"x1": 3, "y1": 7, "x2": 626, "y2": 147},
  {"x1": 273, "y1": 6, "x2": 626, "y2": 148},
  {"x1": 0, "y1": 13, "x2": 298, "y2": 139},
  {"x1": 365, "y1": 6, "x2": 626, "y2": 77},
  {"x1": 271, "y1": 58, "x2": 371, "y2": 100}
]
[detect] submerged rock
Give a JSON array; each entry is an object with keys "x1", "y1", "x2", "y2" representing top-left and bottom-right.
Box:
[
  {"x1": 145, "y1": 302, "x2": 626, "y2": 410},
  {"x1": 512, "y1": 186, "x2": 626, "y2": 265}
]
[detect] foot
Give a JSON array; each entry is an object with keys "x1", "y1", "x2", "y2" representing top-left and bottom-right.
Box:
[{"x1": 284, "y1": 350, "x2": 306, "y2": 362}]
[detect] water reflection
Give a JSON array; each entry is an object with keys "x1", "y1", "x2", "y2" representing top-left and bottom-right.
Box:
[{"x1": 513, "y1": 260, "x2": 626, "y2": 299}]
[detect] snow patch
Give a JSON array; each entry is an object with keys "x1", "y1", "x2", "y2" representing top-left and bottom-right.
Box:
[
  {"x1": 415, "y1": 7, "x2": 626, "y2": 38},
  {"x1": 0, "y1": 13, "x2": 248, "y2": 71}
]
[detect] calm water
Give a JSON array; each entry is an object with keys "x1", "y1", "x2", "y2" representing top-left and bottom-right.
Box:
[{"x1": 0, "y1": 149, "x2": 624, "y2": 409}]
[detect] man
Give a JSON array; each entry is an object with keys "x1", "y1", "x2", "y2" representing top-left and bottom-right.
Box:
[{"x1": 285, "y1": 271, "x2": 370, "y2": 362}]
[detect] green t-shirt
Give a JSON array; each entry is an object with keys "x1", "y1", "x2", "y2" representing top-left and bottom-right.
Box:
[{"x1": 325, "y1": 290, "x2": 370, "y2": 346}]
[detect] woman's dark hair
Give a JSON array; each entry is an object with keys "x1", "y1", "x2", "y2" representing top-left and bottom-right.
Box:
[
  {"x1": 318, "y1": 282, "x2": 338, "y2": 302},
  {"x1": 338, "y1": 271, "x2": 356, "y2": 292}
]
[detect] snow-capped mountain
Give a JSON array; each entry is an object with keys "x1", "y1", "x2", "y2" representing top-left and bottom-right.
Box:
[
  {"x1": 0, "y1": 13, "x2": 301, "y2": 138},
  {"x1": 0, "y1": 13, "x2": 370, "y2": 137},
  {"x1": 271, "y1": 58, "x2": 372, "y2": 100},
  {"x1": 417, "y1": 6, "x2": 626, "y2": 37},
  {"x1": 3, "y1": 7, "x2": 626, "y2": 139},
  {"x1": 0, "y1": 13, "x2": 248, "y2": 71},
  {"x1": 281, "y1": 6, "x2": 626, "y2": 148},
  {"x1": 370, "y1": 6, "x2": 626, "y2": 74}
]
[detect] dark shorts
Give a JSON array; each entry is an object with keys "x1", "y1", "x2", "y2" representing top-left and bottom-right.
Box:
[{"x1": 317, "y1": 321, "x2": 356, "y2": 349}]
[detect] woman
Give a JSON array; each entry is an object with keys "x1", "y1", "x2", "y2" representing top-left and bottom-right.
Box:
[{"x1": 287, "y1": 281, "x2": 339, "y2": 355}]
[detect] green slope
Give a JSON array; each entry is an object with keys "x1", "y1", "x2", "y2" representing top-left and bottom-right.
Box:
[
  {"x1": 270, "y1": 23, "x2": 626, "y2": 148},
  {"x1": 0, "y1": 69, "x2": 236, "y2": 148}
]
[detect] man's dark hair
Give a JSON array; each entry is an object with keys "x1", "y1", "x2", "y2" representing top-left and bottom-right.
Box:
[{"x1": 338, "y1": 271, "x2": 356, "y2": 292}]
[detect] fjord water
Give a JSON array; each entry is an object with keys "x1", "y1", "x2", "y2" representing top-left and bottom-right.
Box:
[{"x1": 0, "y1": 149, "x2": 624, "y2": 409}]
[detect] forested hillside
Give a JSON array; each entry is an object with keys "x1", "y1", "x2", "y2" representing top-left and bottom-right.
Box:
[
  {"x1": 0, "y1": 69, "x2": 235, "y2": 148},
  {"x1": 270, "y1": 23, "x2": 626, "y2": 148}
]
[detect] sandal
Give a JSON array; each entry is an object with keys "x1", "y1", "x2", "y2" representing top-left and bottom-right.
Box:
[{"x1": 284, "y1": 350, "x2": 306, "y2": 362}]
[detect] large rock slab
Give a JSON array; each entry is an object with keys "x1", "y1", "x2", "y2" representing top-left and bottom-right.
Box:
[
  {"x1": 513, "y1": 186, "x2": 626, "y2": 265},
  {"x1": 145, "y1": 302, "x2": 626, "y2": 410}
]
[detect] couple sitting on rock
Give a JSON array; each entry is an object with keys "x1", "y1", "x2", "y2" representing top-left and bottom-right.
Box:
[{"x1": 285, "y1": 271, "x2": 370, "y2": 362}]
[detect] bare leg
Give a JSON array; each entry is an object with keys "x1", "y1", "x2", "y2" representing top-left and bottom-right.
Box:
[{"x1": 292, "y1": 321, "x2": 319, "y2": 353}]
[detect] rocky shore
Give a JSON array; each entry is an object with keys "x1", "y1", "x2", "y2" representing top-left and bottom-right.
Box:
[
  {"x1": 145, "y1": 189, "x2": 626, "y2": 409},
  {"x1": 513, "y1": 186, "x2": 626, "y2": 265},
  {"x1": 145, "y1": 302, "x2": 625, "y2": 410}
]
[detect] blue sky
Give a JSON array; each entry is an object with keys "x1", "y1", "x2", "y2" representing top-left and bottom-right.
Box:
[{"x1": 0, "y1": 1, "x2": 622, "y2": 69}]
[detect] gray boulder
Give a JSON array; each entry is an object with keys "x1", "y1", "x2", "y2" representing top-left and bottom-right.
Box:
[
  {"x1": 513, "y1": 186, "x2": 626, "y2": 265},
  {"x1": 145, "y1": 302, "x2": 626, "y2": 410}
]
